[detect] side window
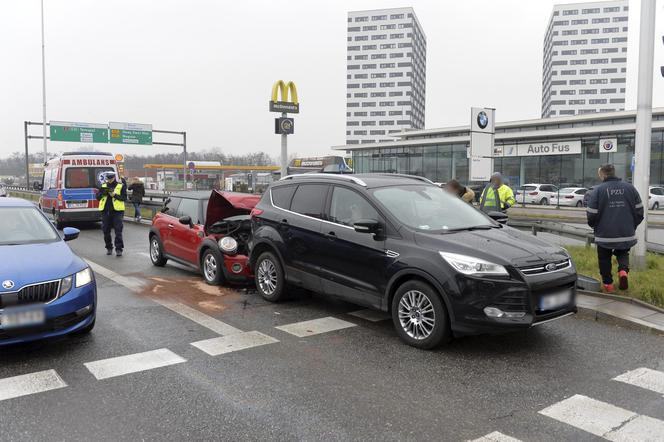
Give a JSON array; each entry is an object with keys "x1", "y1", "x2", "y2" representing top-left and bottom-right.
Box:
[
  {"x1": 290, "y1": 184, "x2": 328, "y2": 218},
  {"x1": 177, "y1": 198, "x2": 201, "y2": 223},
  {"x1": 577, "y1": 189, "x2": 587, "y2": 195},
  {"x1": 163, "y1": 197, "x2": 181, "y2": 216},
  {"x1": 271, "y1": 185, "x2": 296, "y2": 209},
  {"x1": 329, "y1": 186, "x2": 380, "y2": 227}
]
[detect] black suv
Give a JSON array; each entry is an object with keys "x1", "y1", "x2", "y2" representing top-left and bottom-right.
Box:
[{"x1": 250, "y1": 174, "x2": 577, "y2": 349}]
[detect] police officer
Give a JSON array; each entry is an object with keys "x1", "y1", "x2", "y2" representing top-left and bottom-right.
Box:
[
  {"x1": 587, "y1": 164, "x2": 644, "y2": 292},
  {"x1": 479, "y1": 172, "x2": 516, "y2": 212},
  {"x1": 96, "y1": 171, "x2": 127, "y2": 256}
]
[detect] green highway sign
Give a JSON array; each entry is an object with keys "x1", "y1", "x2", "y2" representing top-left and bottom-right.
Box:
[
  {"x1": 109, "y1": 122, "x2": 153, "y2": 145},
  {"x1": 49, "y1": 121, "x2": 109, "y2": 143}
]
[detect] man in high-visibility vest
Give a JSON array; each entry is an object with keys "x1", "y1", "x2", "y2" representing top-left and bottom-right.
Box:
[
  {"x1": 96, "y1": 171, "x2": 127, "y2": 256},
  {"x1": 479, "y1": 172, "x2": 516, "y2": 213}
]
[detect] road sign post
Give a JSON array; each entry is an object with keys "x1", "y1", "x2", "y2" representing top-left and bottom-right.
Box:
[
  {"x1": 270, "y1": 80, "x2": 299, "y2": 178},
  {"x1": 109, "y1": 122, "x2": 153, "y2": 145},
  {"x1": 50, "y1": 121, "x2": 109, "y2": 143}
]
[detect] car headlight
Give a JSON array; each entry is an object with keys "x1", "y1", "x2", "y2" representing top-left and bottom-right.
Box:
[
  {"x1": 218, "y1": 237, "x2": 238, "y2": 255},
  {"x1": 75, "y1": 267, "x2": 93, "y2": 288},
  {"x1": 439, "y1": 252, "x2": 509, "y2": 276},
  {"x1": 59, "y1": 276, "x2": 73, "y2": 297}
]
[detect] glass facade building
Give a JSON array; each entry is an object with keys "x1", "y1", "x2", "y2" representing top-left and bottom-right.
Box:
[{"x1": 335, "y1": 109, "x2": 664, "y2": 189}]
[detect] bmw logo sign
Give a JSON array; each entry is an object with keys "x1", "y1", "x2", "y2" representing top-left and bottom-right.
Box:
[
  {"x1": 2, "y1": 280, "x2": 15, "y2": 290},
  {"x1": 602, "y1": 140, "x2": 614, "y2": 151},
  {"x1": 477, "y1": 111, "x2": 489, "y2": 129}
]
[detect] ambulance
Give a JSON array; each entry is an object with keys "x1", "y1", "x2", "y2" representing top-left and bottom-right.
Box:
[{"x1": 39, "y1": 152, "x2": 119, "y2": 228}]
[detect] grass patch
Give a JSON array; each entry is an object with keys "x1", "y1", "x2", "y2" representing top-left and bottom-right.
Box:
[{"x1": 567, "y1": 245, "x2": 664, "y2": 308}]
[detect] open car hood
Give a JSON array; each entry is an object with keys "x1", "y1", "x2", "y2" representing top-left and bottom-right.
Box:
[{"x1": 204, "y1": 190, "x2": 261, "y2": 232}]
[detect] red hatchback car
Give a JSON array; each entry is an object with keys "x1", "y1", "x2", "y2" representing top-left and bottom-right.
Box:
[{"x1": 149, "y1": 190, "x2": 260, "y2": 285}]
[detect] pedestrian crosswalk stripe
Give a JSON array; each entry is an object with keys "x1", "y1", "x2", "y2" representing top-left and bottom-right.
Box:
[
  {"x1": 539, "y1": 394, "x2": 664, "y2": 440},
  {"x1": 275, "y1": 316, "x2": 357, "y2": 337},
  {"x1": 191, "y1": 331, "x2": 279, "y2": 356},
  {"x1": 469, "y1": 431, "x2": 522, "y2": 442},
  {"x1": 84, "y1": 348, "x2": 186, "y2": 380},
  {"x1": 348, "y1": 309, "x2": 391, "y2": 322},
  {"x1": 152, "y1": 299, "x2": 243, "y2": 336},
  {"x1": 0, "y1": 369, "x2": 67, "y2": 402},
  {"x1": 613, "y1": 367, "x2": 664, "y2": 396}
]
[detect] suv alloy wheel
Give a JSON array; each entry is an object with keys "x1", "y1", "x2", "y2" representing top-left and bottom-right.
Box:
[{"x1": 255, "y1": 251, "x2": 286, "y2": 302}]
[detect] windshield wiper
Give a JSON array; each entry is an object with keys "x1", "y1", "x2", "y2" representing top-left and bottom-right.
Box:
[{"x1": 443, "y1": 225, "x2": 497, "y2": 233}]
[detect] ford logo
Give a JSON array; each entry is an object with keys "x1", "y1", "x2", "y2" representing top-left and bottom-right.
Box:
[
  {"x1": 2, "y1": 280, "x2": 15, "y2": 289},
  {"x1": 545, "y1": 263, "x2": 557, "y2": 272},
  {"x1": 477, "y1": 111, "x2": 489, "y2": 129}
]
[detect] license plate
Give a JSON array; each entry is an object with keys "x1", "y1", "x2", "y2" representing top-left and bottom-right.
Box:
[
  {"x1": 0, "y1": 308, "x2": 46, "y2": 329},
  {"x1": 539, "y1": 290, "x2": 572, "y2": 311},
  {"x1": 68, "y1": 203, "x2": 87, "y2": 208}
]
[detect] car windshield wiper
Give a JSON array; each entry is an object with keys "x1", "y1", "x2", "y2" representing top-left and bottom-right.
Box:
[{"x1": 442, "y1": 225, "x2": 497, "y2": 233}]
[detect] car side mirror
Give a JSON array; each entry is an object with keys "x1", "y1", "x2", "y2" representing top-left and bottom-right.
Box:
[
  {"x1": 353, "y1": 219, "x2": 381, "y2": 234},
  {"x1": 487, "y1": 211, "x2": 508, "y2": 225},
  {"x1": 62, "y1": 227, "x2": 80, "y2": 241},
  {"x1": 179, "y1": 215, "x2": 193, "y2": 227}
]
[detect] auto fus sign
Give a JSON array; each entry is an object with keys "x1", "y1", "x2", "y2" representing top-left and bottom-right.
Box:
[{"x1": 498, "y1": 140, "x2": 582, "y2": 157}]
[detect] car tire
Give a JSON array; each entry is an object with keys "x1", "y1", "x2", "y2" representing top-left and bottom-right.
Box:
[
  {"x1": 149, "y1": 235, "x2": 168, "y2": 267},
  {"x1": 540, "y1": 198, "x2": 548, "y2": 205},
  {"x1": 73, "y1": 317, "x2": 95, "y2": 335},
  {"x1": 254, "y1": 251, "x2": 286, "y2": 302},
  {"x1": 391, "y1": 280, "x2": 451, "y2": 349},
  {"x1": 655, "y1": 202, "x2": 660, "y2": 210},
  {"x1": 576, "y1": 201, "x2": 583, "y2": 207},
  {"x1": 201, "y1": 248, "x2": 224, "y2": 286}
]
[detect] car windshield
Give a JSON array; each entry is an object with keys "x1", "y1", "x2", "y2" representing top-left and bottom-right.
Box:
[
  {"x1": 371, "y1": 185, "x2": 494, "y2": 232},
  {"x1": 0, "y1": 207, "x2": 60, "y2": 245}
]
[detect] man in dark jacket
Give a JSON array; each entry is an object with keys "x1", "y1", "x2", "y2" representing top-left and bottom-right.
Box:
[
  {"x1": 96, "y1": 171, "x2": 127, "y2": 256},
  {"x1": 587, "y1": 164, "x2": 644, "y2": 292},
  {"x1": 127, "y1": 178, "x2": 146, "y2": 221}
]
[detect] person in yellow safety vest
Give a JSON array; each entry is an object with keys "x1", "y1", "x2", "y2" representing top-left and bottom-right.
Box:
[
  {"x1": 479, "y1": 172, "x2": 516, "y2": 213},
  {"x1": 96, "y1": 171, "x2": 127, "y2": 256}
]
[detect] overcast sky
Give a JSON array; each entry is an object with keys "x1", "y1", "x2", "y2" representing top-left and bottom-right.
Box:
[{"x1": 1, "y1": 0, "x2": 663, "y2": 160}]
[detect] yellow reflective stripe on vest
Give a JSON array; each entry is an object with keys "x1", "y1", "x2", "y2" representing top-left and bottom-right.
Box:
[{"x1": 99, "y1": 183, "x2": 125, "y2": 211}]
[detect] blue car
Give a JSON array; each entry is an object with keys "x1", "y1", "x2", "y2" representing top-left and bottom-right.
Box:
[{"x1": 0, "y1": 197, "x2": 96, "y2": 346}]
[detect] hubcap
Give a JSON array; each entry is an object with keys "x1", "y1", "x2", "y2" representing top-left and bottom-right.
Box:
[
  {"x1": 257, "y1": 259, "x2": 278, "y2": 295},
  {"x1": 398, "y1": 290, "x2": 435, "y2": 340},
  {"x1": 150, "y1": 239, "x2": 160, "y2": 262},
  {"x1": 204, "y1": 254, "x2": 217, "y2": 281}
]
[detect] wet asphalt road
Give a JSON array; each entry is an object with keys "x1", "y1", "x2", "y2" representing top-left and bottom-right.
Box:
[{"x1": 1, "y1": 222, "x2": 663, "y2": 442}]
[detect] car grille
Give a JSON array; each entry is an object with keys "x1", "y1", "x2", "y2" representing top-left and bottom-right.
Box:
[
  {"x1": 519, "y1": 259, "x2": 571, "y2": 276},
  {"x1": 492, "y1": 291, "x2": 529, "y2": 312},
  {"x1": 0, "y1": 280, "x2": 60, "y2": 308}
]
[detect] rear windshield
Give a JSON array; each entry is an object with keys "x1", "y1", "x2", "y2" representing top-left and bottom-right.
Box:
[
  {"x1": 0, "y1": 207, "x2": 59, "y2": 245},
  {"x1": 558, "y1": 188, "x2": 576, "y2": 194},
  {"x1": 65, "y1": 167, "x2": 114, "y2": 188},
  {"x1": 518, "y1": 186, "x2": 537, "y2": 192}
]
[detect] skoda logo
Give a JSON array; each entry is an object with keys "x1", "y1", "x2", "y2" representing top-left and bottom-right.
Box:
[
  {"x1": 2, "y1": 280, "x2": 15, "y2": 290},
  {"x1": 545, "y1": 263, "x2": 557, "y2": 272},
  {"x1": 477, "y1": 111, "x2": 489, "y2": 129},
  {"x1": 602, "y1": 140, "x2": 614, "y2": 151}
]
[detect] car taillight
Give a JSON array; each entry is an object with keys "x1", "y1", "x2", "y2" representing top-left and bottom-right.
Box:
[
  {"x1": 250, "y1": 208, "x2": 264, "y2": 218},
  {"x1": 57, "y1": 191, "x2": 64, "y2": 208},
  {"x1": 529, "y1": 192, "x2": 539, "y2": 196},
  {"x1": 564, "y1": 195, "x2": 575, "y2": 199}
]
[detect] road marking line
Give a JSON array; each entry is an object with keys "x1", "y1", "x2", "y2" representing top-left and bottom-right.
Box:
[
  {"x1": 0, "y1": 369, "x2": 67, "y2": 402},
  {"x1": 275, "y1": 316, "x2": 356, "y2": 337},
  {"x1": 191, "y1": 331, "x2": 279, "y2": 356},
  {"x1": 469, "y1": 431, "x2": 523, "y2": 442},
  {"x1": 152, "y1": 299, "x2": 243, "y2": 336},
  {"x1": 87, "y1": 259, "x2": 243, "y2": 336},
  {"x1": 84, "y1": 348, "x2": 186, "y2": 380},
  {"x1": 539, "y1": 394, "x2": 664, "y2": 440},
  {"x1": 613, "y1": 367, "x2": 664, "y2": 396},
  {"x1": 348, "y1": 309, "x2": 391, "y2": 322}
]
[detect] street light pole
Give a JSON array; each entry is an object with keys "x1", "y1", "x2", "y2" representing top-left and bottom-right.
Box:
[
  {"x1": 633, "y1": 0, "x2": 657, "y2": 269},
  {"x1": 40, "y1": 0, "x2": 48, "y2": 164}
]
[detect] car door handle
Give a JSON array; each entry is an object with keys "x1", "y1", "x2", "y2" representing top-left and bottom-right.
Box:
[
  {"x1": 168, "y1": 224, "x2": 174, "y2": 229},
  {"x1": 326, "y1": 231, "x2": 336, "y2": 239}
]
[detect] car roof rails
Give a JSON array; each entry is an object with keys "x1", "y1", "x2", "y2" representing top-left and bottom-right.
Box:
[
  {"x1": 280, "y1": 173, "x2": 367, "y2": 187},
  {"x1": 373, "y1": 173, "x2": 435, "y2": 185}
]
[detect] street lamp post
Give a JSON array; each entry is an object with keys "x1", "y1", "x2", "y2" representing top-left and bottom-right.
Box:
[
  {"x1": 40, "y1": 0, "x2": 48, "y2": 164},
  {"x1": 633, "y1": 0, "x2": 657, "y2": 269}
]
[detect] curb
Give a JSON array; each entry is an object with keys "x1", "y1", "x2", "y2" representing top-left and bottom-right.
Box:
[
  {"x1": 578, "y1": 289, "x2": 664, "y2": 314},
  {"x1": 576, "y1": 291, "x2": 664, "y2": 335}
]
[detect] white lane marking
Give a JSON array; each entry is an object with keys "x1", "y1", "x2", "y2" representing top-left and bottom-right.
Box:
[
  {"x1": 539, "y1": 394, "x2": 664, "y2": 440},
  {"x1": 469, "y1": 431, "x2": 523, "y2": 442},
  {"x1": 87, "y1": 259, "x2": 145, "y2": 292},
  {"x1": 0, "y1": 369, "x2": 67, "y2": 402},
  {"x1": 191, "y1": 331, "x2": 279, "y2": 356},
  {"x1": 613, "y1": 367, "x2": 664, "y2": 396},
  {"x1": 275, "y1": 316, "x2": 356, "y2": 338},
  {"x1": 152, "y1": 299, "x2": 242, "y2": 336},
  {"x1": 87, "y1": 259, "x2": 242, "y2": 336},
  {"x1": 84, "y1": 348, "x2": 186, "y2": 380},
  {"x1": 348, "y1": 309, "x2": 390, "y2": 322}
]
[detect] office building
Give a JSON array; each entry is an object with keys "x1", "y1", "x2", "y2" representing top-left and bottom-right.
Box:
[
  {"x1": 346, "y1": 7, "x2": 426, "y2": 145},
  {"x1": 542, "y1": 0, "x2": 629, "y2": 117}
]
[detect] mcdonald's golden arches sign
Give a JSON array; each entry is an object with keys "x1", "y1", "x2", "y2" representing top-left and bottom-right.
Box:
[{"x1": 269, "y1": 80, "x2": 299, "y2": 114}]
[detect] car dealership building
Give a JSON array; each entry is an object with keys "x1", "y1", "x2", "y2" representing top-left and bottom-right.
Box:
[{"x1": 333, "y1": 108, "x2": 664, "y2": 188}]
